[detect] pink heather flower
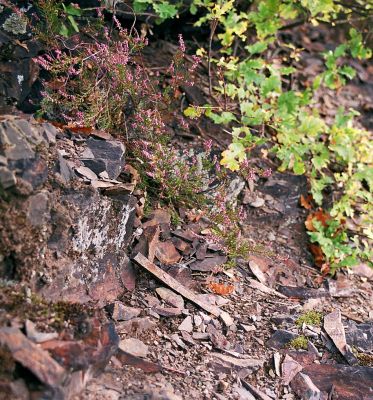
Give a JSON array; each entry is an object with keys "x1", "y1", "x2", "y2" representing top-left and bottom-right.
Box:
[
  {"x1": 178, "y1": 34, "x2": 186, "y2": 53},
  {"x1": 248, "y1": 168, "x2": 256, "y2": 181},
  {"x1": 203, "y1": 139, "x2": 213, "y2": 152},
  {"x1": 262, "y1": 168, "x2": 272, "y2": 178}
]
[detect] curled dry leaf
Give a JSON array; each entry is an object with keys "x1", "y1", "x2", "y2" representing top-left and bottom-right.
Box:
[
  {"x1": 208, "y1": 282, "x2": 234, "y2": 296},
  {"x1": 300, "y1": 194, "x2": 313, "y2": 210},
  {"x1": 309, "y1": 244, "x2": 325, "y2": 268},
  {"x1": 125, "y1": 164, "x2": 141, "y2": 186}
]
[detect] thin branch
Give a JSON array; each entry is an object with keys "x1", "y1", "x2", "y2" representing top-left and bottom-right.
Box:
[{"x1": 208, "y1": 18, "x2": 218, "y2": 97}]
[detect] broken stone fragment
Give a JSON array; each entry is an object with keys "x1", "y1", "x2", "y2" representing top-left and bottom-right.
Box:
[
  {"x1": 81, "y1": 137, "x2": 125, "y2": 180},
  {"x1": 75, "y1": 165, "x2": 98, "y2": 181},
  {"x1": 345, "y1": 320, "x2": 373, "y2": 353},
  {"x1": 153, "y1": 306, "x2": 183, "y2": 317},
  {"x1": 116, "y1": 317, "x2": 157, "y2": 334},
  {"x1": 323, "y1": 309, "x2": 358, "y2": 365},
  {"x1": 155, "y1": 241, "x2": 181, "y2": 265},
  {"x1": 0, "y1": 120, "x2": 35, "y2": 161},
  {"x1": 209, "y1": 353, "x2": 264, "y2": 373},
  {"x1": 119, "y1": 338, "x2": 148, "y2": 358},
  {"x1": 27, "y1": 191, "x2": 50, "y2": 226},
  {"x1": 108, "y1": 302, "x2": 142, "y2": 321},
  {"x1": 0, "y1": 166, "x2": 17, "y2": 188},
  {"x1": 189, "y1": 255, "x2": 227, "y2": 272},
  {"x1": 178, "y1": 316, "x2": 193, "y2": 333},
  {"x1": 281, "y1": 354, "x2": 303, "y2": 385},
  {"x1": 156, "y1": 287, "x2": 184, "y2": 309},
  {"x1": 291, "y1": 373, "x2": 321, "y2": 400},
  {"x1": 0, "y1": 327, "x2": 66, "y2": 388},
  {"x1": 25, "y1": 320, "x2": 58, "y2": 343}
]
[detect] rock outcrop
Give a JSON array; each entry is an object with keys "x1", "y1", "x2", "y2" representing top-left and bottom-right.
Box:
[{"x1": 0, "y1": 116, "x2": 136, "y2": 304}]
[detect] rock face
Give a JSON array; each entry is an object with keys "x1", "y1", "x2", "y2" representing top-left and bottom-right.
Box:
[{"x1": 0, "y1": 117, "x2": 136, "y2": 304}]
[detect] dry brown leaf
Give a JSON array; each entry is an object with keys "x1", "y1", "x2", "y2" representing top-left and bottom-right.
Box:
[
  {"x1": 300, "y1": 194, "x2": 313, "y2": 210},
  {"x1": 208, "y1": 282, "x2": 234, "y2": 296},
  {"x1": 305, "y1": 209, "x2": 331, "y2": 231},
  {"x1": 66, "y1": 124, "x2": 93, "y2": 135},
  {"x1": 309, "y1": 244, "x2": 325, "y2": 267},
  {"x1": 125, "y1": 164, "x2": 141, "y2": 185}
]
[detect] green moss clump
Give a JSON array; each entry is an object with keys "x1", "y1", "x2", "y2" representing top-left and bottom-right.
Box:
[
  {"x1": 288, "y1": 335, "x2": 308, "y2": 350},
  {"x1": 0, "y1": 286, "x2": 95, "y2": 332},
  {"x1": 296, "y1": 311, "x2": 323, "y2": 327}
]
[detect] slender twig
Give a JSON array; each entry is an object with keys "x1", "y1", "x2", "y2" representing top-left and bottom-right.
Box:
[{"x1": 208, "y1": 18, "x2": 218, "y2": 97}]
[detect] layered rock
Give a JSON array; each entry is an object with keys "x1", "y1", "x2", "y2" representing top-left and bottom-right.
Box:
[{"x1": 0, "y1": 116, "x2": 136, "y2": 304}]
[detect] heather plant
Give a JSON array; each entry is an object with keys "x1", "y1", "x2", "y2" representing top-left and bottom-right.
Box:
[
  {"x1": 36, "y1": 23, "x2": 163, "y2": 138},
  {"x1": 131, "y1": 140, "x2": 212, "y2": 208}
]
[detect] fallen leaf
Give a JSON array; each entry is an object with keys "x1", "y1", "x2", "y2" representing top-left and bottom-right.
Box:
[
  {"x1": 208, "y1": 282, "x2": 234, "y2": 296},
  {"x1": 125, "y1": 164, "x2": 141, "y2": 186},
  {"x1": 66, "y1": 124, "x2": 93, "y2": 135},
  {"x1": 309, "y1": 244, "x2": 325, "y2": 267},
  {"x1": 14, "y1": 39, "x2": 29, "y2": 51},
  {"x1": 300, "y1": 194, "x2": 313, "y2": 210},
  {"x1": 305, "y1": 209, "x2": 331, "y2": 231}
]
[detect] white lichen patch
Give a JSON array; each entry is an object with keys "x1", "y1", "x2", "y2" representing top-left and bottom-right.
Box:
[
  {"x1": 17, "y1": 75, "x2": 24, "y2": 85},
  {"x1": 2, "y1": 13, "x2": 27, "y2": 35}
]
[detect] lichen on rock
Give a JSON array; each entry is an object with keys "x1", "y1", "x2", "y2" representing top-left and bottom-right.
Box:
[{"x1": 2, "y1": 13, "x2": 27, "y2": 35}]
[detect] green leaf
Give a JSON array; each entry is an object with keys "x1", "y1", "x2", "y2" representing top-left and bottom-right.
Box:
[
  {"x1": 260, "y1": 75, "x2": 281, "y2": 97},
  {"x1": 67, "y1": 15, "x2": 79, "y2": 33},
  {"x1": 220, "y1": 142, "x2": 246, "y2": 171},
  {"x1": 293, "y1": 159, "x2": 306, "y2": 175},
  {"x1": 207, "y1": 111, "x2": 236, "y2": 125},
  {"x1": 184, "y1": 106, "x2": 203, "y2": 119},
  {"x1": 58, "y1": 22, "x2": 69, "y2": 37},
  {"x1": 245, "y1": 41, "x2": 268, "y2": 55},
  {"x1": 64, "y1": 4, "x2": 82, "y2": 16},
  {"x1": 154, "y1": 2, "x2": 178, "y2": 19}
]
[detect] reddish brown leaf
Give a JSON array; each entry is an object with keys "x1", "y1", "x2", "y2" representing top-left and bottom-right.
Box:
[
  {"x1": 208, "y1": 282, "x2": 234, "y2": 296},
  {"x1": 309, "y1": 244, "x2": 325, "y2": 267},
  {"x1": 300, "y1": 194, "x2": 313, "y2": 210},
  {"x1": 66, "y1": 125, "x2": 94, "y2": 135},
  {"x1": 305, "y1": 209, "x2": 331, "y2": 232}
]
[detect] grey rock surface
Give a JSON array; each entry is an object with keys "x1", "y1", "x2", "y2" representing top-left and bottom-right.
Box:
[{"x1": 0, "y1": 117, "x2": 135, "y2": 305}]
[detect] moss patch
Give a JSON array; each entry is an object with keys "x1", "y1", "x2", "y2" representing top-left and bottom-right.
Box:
[
  {"x1": 288, "y1": 335, "x2": 309, "y2": 350},
  {"x1": 0, "y1": 285, "x2": 96, "y2": 332},
  {"x1": 296, "y1": 311, "x2": 323, "y2": 327}
]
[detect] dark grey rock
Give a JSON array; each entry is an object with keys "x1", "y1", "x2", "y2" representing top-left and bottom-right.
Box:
[
  {"x1": 266, "y1": 329, "x2": 298, "y2": 349},
  {"x1": 83, "y1": 138, "x2": 125, "y2": 179},
  {"x1": 12, "y1": 156, "x2": 48, "y2": 189},
  {"x1": 57, "y1": 150, "x2": 75, "y2": 183},
  {"x1": 0, "y1": 121, "x2": 35, "y2": 160},
  {"x1": 345, "y1": 321, "x2": 373, "y2": 352},
  {"x1": 80, "y1": 158, "x2": 107, "y2": 177},
  {"x1": 0, "y1": 166, "x2": 16, "y2": 188},
  {"x1": 27, "y1": 192, "x2": 50, "y2": 226},
  {"x1": 41, "y1": 123, "x2": 58, "y2": 145}
]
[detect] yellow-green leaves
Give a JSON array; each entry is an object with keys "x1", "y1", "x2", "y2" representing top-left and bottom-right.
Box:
[{"x1": 220, "y1": 142, "x2": 246, "y2": 171}]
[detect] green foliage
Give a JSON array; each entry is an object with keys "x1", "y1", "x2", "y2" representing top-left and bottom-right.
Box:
[
  {"x1": 35, "y1": 1, "x2": 83, "y2": 38},
  {"x1": 154, "y1": 0, "x2": 372, "y2": 271},
  {"x1": 288, "y1": 335, "x2": 309, "y2": 350},
  {"x1": 296, "y1": 311, "x2": 323, "y2": 327}
]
